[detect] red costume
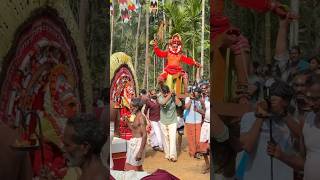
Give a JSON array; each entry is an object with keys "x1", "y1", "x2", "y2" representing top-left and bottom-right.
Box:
[{"x1": 153, "y1": 33, "x2": 200, "y2": 93}]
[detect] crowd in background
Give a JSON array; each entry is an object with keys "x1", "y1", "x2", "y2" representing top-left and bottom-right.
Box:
[
  {"x1": 126, "y1": 79, "x2": 211, "y2": 174},
  {"x1": 213, "y1": 14, "x2": 320, "y2": 180}
]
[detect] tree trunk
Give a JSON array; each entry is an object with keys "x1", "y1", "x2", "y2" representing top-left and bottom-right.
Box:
[
  {"x1": 143, "y1": 3, "x2": 150, "y2": 89},
  {"x1": 154, "y1": 56, "x2": 156, "y2": 88},
  {"x1": 110, "y1": 10, "x2": 114, "y2": 55},
  {"x1": 200, "y1": 0, "x2": 205, "y2": 77},
  {"x1": 192, "y1": 36, "x2": 195, "y2": 82},
  {"x1": 162, "y1": 0, "x2": 166, "y2": 70},
  {"x1": 79, "y1": 0, "x2": 89, "y2": 42},
  {"x1": 290, "y1": 0, "x2": 299, "y2": 47},
  {"x1": 134, "y1": 11, "x2": 141, "y2": 71},
  {"x1": 265, "y1": 12, "x2": 271, "y2": 64}
]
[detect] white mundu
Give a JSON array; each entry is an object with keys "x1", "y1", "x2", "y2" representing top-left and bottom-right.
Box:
[
  {"x1": 126, "y1": 137, "x2": 145, "y2": 166},
  {"x1": 200, "y1": 100, "x2": 210, "y2": 143}
]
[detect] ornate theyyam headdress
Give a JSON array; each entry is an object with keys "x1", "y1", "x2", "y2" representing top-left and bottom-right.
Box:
[{"x1": 169, "y1": 33, "x2": 182, "y2": 46}]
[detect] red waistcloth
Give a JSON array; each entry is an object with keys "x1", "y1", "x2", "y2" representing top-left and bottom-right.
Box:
[
  {"x1": 164, "y1": 65, "x2": 183, "y2": 75},
  {"x1": 141, "y1": 169, "x2": 180, "y2": 180}
]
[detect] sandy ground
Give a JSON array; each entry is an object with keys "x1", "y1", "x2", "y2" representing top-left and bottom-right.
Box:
[{"x1": 143, "y1": 135, "x2": 210, "y2": 180}]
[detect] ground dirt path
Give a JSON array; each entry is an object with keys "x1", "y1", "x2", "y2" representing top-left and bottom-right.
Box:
[{"x1": 143, "y1": 135, "x2": 210, "y2": 180}]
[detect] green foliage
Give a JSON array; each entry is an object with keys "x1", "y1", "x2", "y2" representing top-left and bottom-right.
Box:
[
  {"x1": 86, "y1": 0, "x2": 109, "y2": 89},
  {"x1": 67, "y1": 0, "x2": 109, "y2": 89},
  {"x1": 224, "y1": 0, "x2": 320, "y2": 64},
  {"x1": 111, "y1": 0, "x2": 210, "y2": 90}
]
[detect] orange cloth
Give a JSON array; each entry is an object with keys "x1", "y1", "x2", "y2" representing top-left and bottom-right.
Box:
[{"x1": 185, "y1": 123, "x2": 207, "y2": 156}]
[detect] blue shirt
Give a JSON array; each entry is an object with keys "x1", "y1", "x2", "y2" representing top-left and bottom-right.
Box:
[{"x1": 184, "y1": 97, "x2": 202, "y2": 124}]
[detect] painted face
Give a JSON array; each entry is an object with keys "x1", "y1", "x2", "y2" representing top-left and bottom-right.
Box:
[
  {"x1": 62, "y1": 126, "x2": 86, "y2": 167},
  {"x1": 169, "y1": 36, "x2": 182, "y2": 54}
]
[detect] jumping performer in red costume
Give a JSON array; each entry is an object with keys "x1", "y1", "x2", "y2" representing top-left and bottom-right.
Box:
[{"x1": 153, "y1": 33, "x2": 202, "y2": 93}]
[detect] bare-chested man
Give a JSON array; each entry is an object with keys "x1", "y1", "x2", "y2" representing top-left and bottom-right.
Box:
[{"x1": 124, "y1": 97, "x2": 147, "y2": 171}]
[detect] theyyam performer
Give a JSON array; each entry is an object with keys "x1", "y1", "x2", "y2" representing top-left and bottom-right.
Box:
[{"x1": 153, "y1": 33, "x2": 202, "y2": 93}]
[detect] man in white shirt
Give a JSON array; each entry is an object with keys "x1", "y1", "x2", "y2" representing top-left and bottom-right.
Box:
[{"x1": 238, "y1": 80, "x2": 300, "y2": 180}]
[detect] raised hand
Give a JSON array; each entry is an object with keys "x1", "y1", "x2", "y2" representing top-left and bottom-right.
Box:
[{"x1": 195, "y1": 62, "x2": 202, "y2": 68}]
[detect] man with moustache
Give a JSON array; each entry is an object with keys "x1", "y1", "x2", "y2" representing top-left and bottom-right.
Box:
[
  {"x1": 292, "y1": 72, "x2": 311, "y2": 122},
  {"x1": 144, "y1": 89, "x2": 163, "y2": 151},
  {"x1": 62, "y1": 113, "x2": 107, "y2": 180}
]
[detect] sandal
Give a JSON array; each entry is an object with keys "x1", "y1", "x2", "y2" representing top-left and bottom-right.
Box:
[{"x1": 170, "y1": 158, "x2": 177, "y2": 162}]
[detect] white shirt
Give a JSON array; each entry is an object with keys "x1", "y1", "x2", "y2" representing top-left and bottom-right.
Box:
[
  {"x1": 204, "y1": 99, "x2": 210, "y2": 122},
  {"x1": 303, "y1": 112, "x2": 320, "y2": 180},
  {"x1": 238, "y1": 112, "x2": 294, "y2": 180}
]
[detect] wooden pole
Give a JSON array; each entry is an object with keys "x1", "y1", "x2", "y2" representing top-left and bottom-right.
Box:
[
  {"x1": 200, "y1": 0, "x2": 205, "y2": 77},
  {"x1": 265, "y1": 12, "x2": 271, "y2": 64}
]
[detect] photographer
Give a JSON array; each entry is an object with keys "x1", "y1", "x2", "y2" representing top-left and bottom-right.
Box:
[
  {"x1": 184, "y1": 86, "x2": 203, "y2": 158},
  {"x1": 238, "y1": 80, "x2": 300, "y2": 180},
  {"x1": 158, "y1": 85, "x2": 182, "y2": 162},
  {"x1": 267, "y1": 74, "x2": 320, "y2": 180}
]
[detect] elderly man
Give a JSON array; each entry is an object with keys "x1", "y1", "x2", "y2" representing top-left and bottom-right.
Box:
[{"x1": 62, "y1": 113, "x2": 107, "y2": 180}]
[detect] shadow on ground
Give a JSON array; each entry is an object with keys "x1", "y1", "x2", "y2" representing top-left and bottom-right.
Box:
[{"x1": 143, "y1": 134, "x2": 210, "y2": 180}]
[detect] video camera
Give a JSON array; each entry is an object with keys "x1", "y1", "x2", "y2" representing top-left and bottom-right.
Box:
[
  {"x1": 257, "y1": 85, "x2": 287, "y2": 119},
  {"x1": 188, "y1": 86, "x2": 201, "y2": 100}
]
